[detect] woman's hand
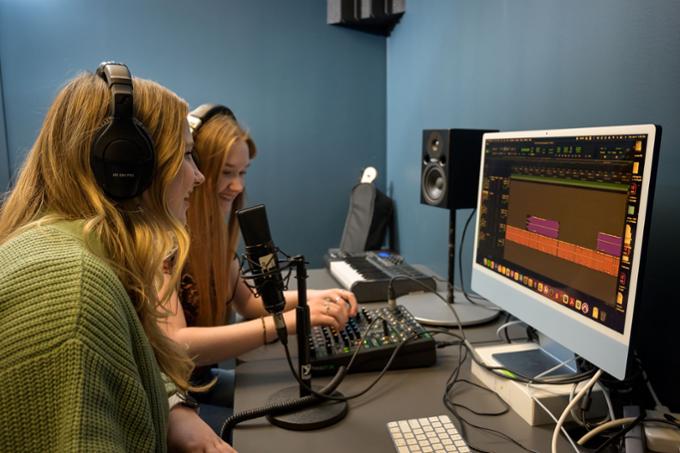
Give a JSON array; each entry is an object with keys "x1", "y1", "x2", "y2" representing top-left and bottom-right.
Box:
[
  {"x1": 280, "y1": 288, "x2": 358, "y2": 333},
  {"x1": 306, "y1": 289, "x2": 358, "y2": 331},
  {"x1": 167, "y1": 405, "x2": 237, "y2": 453},
  {"x1": 308, "y1": 289, "x2": 358, "y2": 317}
]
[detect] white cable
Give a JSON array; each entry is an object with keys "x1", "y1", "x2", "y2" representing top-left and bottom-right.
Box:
[
  {"x1": 644, "y1": 372, "x2": 662, "y2": 408},
  {"x1": 527, "y1": 357, "x2": 580, "y2": 453},
  {"x1": 595, "y1": 382, "x2": 615, "y2": 422},
  {"x1": 495, "y1": 320, "x2": 524, "y2": 341},
  {"x1": 533, "y1": 356, "x2": 575, "y2": 380},
  {"x1": 528, "y1": 386, "x2": 581, "y2": 453},
  {"x1": 633, "y1": 351, "x2": 668, "y2": 412},
  {"x1": 552, "y1": 369, "x2": 603, "y2": 453},
  {"x1": 641, "y1": 364, "x2": 668, "y2": 411},
  {"x1": 576, "y1": 416, "x2": 637, "y2": 445},
  {"x1": 568, "y1": 380, "x2": 615, "y2": 427},
  {"x1": 569, "y1": 383, "x2": 587, "y2": 427}
]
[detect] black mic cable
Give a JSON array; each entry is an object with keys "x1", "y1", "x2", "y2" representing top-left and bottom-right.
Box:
[{"x1": 219, "y1": 365, "x2": 347, "y2": 439}]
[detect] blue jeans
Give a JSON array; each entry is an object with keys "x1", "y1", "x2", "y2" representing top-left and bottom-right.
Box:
[{"x1": 191, "y1": 368, "x2": 235, "y2": 436}]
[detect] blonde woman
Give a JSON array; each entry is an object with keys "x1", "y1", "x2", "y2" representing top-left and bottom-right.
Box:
[
  {"x1": 0, "y1": 64, "x2": 234, "y2": 452},
  {"x1": 159, "y1": 105, "x2": 357, "y2": 415}
]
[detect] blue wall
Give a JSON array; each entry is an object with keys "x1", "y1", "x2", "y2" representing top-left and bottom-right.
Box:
[
  {"x1": 0, "y1": 0, "x2": 386, "y2": 267},
  {"x1": 3, "y1": 0, "x2": 678, "y2": 407},
  {"x1": 387, "y1": 0, "x2": 680, "y2": 409}
]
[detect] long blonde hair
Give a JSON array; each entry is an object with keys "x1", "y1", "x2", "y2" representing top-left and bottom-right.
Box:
[
  {"x1": 0, "y1": 72, "x2": 194, "y2": 389},
  {"x1": 185, "y1": 113, "x2": 256, "y2": 327}
]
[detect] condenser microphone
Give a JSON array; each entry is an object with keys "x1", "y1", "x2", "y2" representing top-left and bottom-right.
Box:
[{"x1": 237, "y1": 204, "x2": 288, "y2": 343}]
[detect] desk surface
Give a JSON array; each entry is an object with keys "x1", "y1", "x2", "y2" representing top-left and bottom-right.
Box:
[{"x1": 233, "y1": 269, "x2": 572, "y2": 452}]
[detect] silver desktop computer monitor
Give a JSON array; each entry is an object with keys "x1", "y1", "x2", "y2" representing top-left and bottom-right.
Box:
[{"x1": 471, "y1": 125, "x2": 661, "y2": 380}]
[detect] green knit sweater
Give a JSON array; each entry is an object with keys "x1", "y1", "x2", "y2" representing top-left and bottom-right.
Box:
[{"x1": 0, "y1": 221, "x2": 168, "y2": 452}]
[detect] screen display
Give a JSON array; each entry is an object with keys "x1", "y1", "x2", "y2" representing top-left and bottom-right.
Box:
[{"x1": 476, "y1": 133, "x2": 648, "y2": 334}]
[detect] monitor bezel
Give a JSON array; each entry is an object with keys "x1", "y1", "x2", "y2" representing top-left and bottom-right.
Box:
[{"x1": 471, "y1": 124, "x2": 661, "y2": 379}]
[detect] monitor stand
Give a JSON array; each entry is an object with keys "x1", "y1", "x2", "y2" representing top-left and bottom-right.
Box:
[{"x1": 398, "y1": 288, "x2": 500, "y2": 327}]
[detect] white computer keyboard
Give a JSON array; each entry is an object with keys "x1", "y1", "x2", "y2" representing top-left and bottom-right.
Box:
[{"x1": 386, "y1": 414, "x2": 470, "y2": 453}]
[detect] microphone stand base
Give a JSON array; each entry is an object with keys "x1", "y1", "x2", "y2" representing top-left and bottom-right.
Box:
[{"x1": 266, "y1": 385, "x2": 348, "y2": 431}]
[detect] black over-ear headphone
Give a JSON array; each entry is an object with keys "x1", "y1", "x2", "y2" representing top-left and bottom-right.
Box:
[
  {"x1": 187, "y1": 103, "x2": 236, "y2": 136},
  {"x1": 91, "y1": 62, "x2": 155, "y2": 200}
]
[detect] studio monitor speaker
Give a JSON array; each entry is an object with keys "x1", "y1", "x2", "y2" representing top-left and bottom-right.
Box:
[{"x1": 420, "y1": 128, "x2": 497, "y2": 210}]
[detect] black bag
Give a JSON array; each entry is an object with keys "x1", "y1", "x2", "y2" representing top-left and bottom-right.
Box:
[{"x1": 339, "y1": 182, "x2": 395, "y2": 253}]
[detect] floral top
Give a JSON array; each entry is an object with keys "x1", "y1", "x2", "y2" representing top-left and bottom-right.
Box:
[
  {"x1": 178, "y1": 272, "x2": 200, "y2": 327},
  {"x1": 162, "y1": 256, "x2": 205, "y2": 328},
  {"x1": 163, "y1": 257, "x2": 237, "y2": 386},
  {"x1": 162, "y1": 259, "x2": 214, "y2": 385}
]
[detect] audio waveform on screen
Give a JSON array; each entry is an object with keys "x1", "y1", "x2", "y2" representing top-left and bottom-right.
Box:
[
  {"x1": 505, "y1": 225, "x2": 620, "y2": 276},
  {"x1": 526, "y1": 216, "x2": 559, "y2": 238},
  {"x1": 596, "y1": 232, "x2": 623, "y2": 256}
]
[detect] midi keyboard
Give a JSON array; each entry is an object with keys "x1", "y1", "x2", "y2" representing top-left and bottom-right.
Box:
[
  {"x1": 309, "y1": 305, "x2": 436, "y2": 375},
  {"x1": 326, "y1": 250, "x2": 437, "y2": 303}
]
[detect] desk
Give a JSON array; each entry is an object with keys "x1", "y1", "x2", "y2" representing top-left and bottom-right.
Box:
[{"x1": 233, "y1": 269, "x2": 573, "y2": 452}]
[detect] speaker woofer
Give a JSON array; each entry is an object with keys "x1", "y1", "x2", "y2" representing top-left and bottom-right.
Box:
[{"x1": 422, "y1": 163, "x2": 447, "y2": 205}]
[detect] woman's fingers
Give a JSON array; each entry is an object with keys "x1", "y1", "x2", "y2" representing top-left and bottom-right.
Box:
[
  {"x1": 338, "y1": 290, "x2": 359, "y2": 316},
  {"x1": 309, "y1": 298, "x2": 349, "y2": 330},
  {"x1": 318, "y1": 289, "x2": 359, "y2": 317}
]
